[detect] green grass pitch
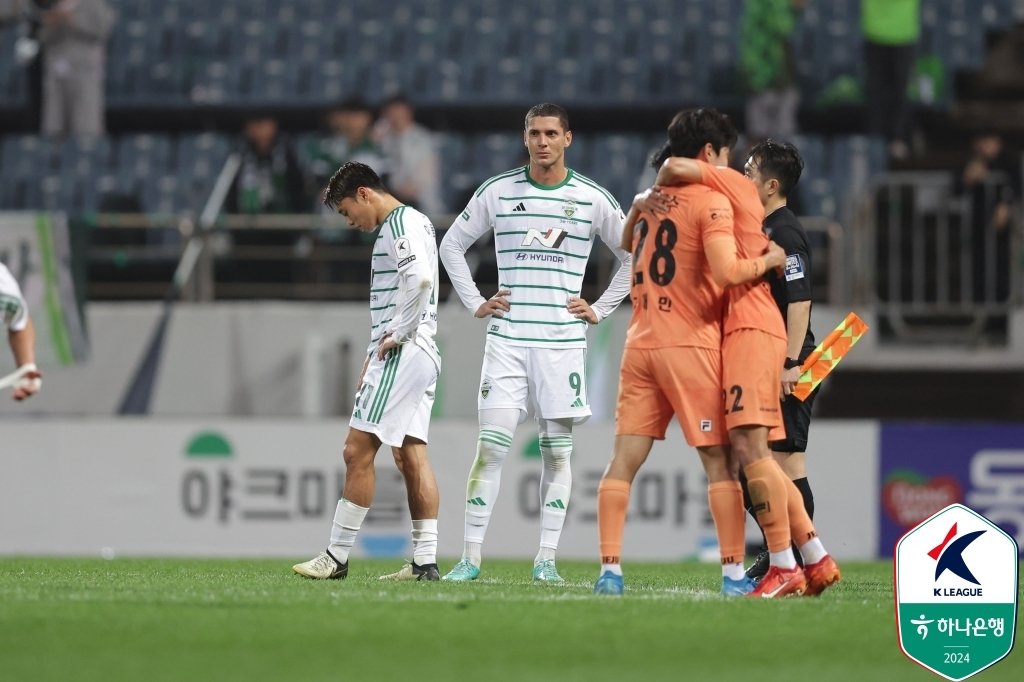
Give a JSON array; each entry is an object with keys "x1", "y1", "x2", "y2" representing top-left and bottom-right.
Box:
[{"x1": 0, "y1": 558, "x2": 1019, "y2": 682}]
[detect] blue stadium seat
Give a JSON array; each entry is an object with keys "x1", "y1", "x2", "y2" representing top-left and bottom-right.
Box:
[
  {"x1": 176, "y1": 133, "x2": 231, "y2": 213},
  {"x1": 86, "y1": 0, "x2": 1024, "y2": 108}
]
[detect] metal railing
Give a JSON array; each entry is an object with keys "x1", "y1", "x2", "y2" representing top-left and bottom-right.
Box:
[
  {"x1": 85, "y1": 212, "x2": 632, "y2": 303},
  {"x1": 856, "y1": 171, "x2": 1021, "y2": 343},
  {"x1": 799, "y1": 216, "x2": 848, "y2": 306}
]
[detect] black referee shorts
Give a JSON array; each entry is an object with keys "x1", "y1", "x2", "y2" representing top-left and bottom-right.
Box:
[{"x1": 770, "y1": 387, "x2": 816, "y2": 454}]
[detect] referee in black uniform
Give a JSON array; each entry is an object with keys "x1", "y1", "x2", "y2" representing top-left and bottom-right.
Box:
[{"x1": 740, "y1": 140, "x2": 817, "y2": 581}]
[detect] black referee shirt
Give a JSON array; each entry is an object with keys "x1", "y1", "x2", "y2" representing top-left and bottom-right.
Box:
[{"x1": 763, "y1": 206, "x2": 815, "y2": 355}]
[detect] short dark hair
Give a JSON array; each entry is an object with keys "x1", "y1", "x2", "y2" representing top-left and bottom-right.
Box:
[
  {"x1": 748, "y1": 139, "x2": 804, "y2": 197},
  {"x1": 322, "y1": 162, "x2": 385, "y2": 208},
  {"x1": 382, "y1": 92, "x2": 411, "y2": 109},
  {"x1": 649, "y1": 141, "x2": 672, "y2": 169},
  {"x1": 666, "y1": 108, "x2": 738, "y2": 159},
  {"x1": 524, "y1": 103, "x2": 569, "y2": 132},
  {"x1": 333, "y1": 96, "x2": 372, "y2": 114}
]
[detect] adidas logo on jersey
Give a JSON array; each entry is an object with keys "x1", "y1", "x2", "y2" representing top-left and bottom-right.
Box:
[
  {"x1": 570, "y1": 397, "x2": 584, "y2": 408},
  {"x1": 512, "y1": 202, "x2": 527, "y2": 212}
]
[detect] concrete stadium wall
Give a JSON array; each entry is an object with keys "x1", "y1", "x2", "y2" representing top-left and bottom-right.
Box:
[{"x1": 11, "y1": 301, "x2": 1021, "y2": 419}]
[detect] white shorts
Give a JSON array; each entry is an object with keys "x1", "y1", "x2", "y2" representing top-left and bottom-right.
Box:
[
  {"x1": 477, "y1": 338, "x2": 590, "y2": 423},
  {"x1": 350, "y1": 342, "x2": 439, "y2": 447}
]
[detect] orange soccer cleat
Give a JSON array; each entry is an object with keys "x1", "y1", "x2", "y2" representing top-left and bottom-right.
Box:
[
  {"x1": 803, "y1": 555, "x2": 841, "y2": 597},
  {"x1": 748, "y1": 565, "x2": 807, "y2": 598}
]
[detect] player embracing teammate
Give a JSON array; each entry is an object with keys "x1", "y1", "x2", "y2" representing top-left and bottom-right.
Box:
[{"x1": 597, "y1": 109, "x2": 841, "y2": 598}]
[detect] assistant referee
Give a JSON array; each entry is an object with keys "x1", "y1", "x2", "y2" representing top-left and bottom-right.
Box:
[{"x1": 740, "y1": 139, "x2": 817, "y2": 581}]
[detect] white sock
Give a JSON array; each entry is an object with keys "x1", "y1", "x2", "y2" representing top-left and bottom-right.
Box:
[
  {"x1": 535, "y1": 547, "x2": 556, "y2": 564},
  {"x1": 770, "y1": 548, "x2": 798, "y2": 570},
  {"x1": 463, "y1": 424, "x2": 513, "y2": 561},
  {"x1": 601, "y1": 562, "x2": 623, "y2": 576},
  {"x1": 722, "y1": 562, "x2": 745, "y2": 581},
  {"x1": 328, "y1": 498, "x2": 369, "y2": 564},
  {"x1": 538, "y1": 431, "x2": 572, "y2": 553},
  {"x1": 464, "y1": 541, "x2": 482, "y2": 566},
  {"x1": 411, "y1": 518, "x2": 438, "y2": 566},
  {"x1": 799, "y1": 537, "x2": 827, "y2": 565}
]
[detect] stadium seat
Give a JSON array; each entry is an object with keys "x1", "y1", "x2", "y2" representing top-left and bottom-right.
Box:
[
  {"x1": 176, "y1": 133, "x2": 231, "y2": 213},
  {"x1": 18, "y1": 0, "x2": 999, "y2": 108}
]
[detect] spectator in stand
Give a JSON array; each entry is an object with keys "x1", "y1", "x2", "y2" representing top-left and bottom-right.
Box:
[
  {"x1": 229, "y1": 114, "x2": 306, "y2": 215},
  {"x1": 0, "y1": 1, "x2": 45, "y2": 130},
  {"x1": 224, "y1": 114, "x2": 308, "y2": 283},
  {"x1": 739, "y1": 0, "x2": 804, "y2": 140},
  {"x1": 862, "y1": 0, "x2": 920, "y2": 161},
  {"x1": 374, "y1": 93, "x2": 444, "y2": 217},
  {"x1": 308, "y1": 97, "x2": 389, "y2": 189},
  {"x1": 37, "y1": 0, "x2": 115, "y2": 136},
  {"x1": 954, "y1": 133, "x2": 1020, "y2": 306}
]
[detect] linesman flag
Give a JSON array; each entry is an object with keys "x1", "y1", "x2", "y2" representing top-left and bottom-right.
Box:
[{"x1": 793, "y1": 312, "x2": 869, "y2": 401}]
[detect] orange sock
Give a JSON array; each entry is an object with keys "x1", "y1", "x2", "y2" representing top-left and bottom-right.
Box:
[
  {"x1": 784, "y1": 476, "x2": 818, "y2": 546},
  {"x1": 597, "y1": 478, "x2": 630, "y2": 564},
  {"x1": 742, "y1": 458, "x2": 791, "y2": 553},
  {"x1": 708, "y1": 481, "x2": 745, "y2": 565}
]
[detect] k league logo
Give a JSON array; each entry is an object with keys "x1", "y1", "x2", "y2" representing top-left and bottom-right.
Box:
[
  {"x1": 895, "y1": 503, "x2": 1018, "y2": 681},
  {"x1": 929, "y1": 523, "x2": 984, "y2": 594}
]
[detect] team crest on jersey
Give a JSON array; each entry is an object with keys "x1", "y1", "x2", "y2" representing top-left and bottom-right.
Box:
[
  {"x1": 562, "y1": 200, "x2": 577, "y2": 218},
  {"x1": 480, "y1": 378, "x2": 492, "y2": 399}
]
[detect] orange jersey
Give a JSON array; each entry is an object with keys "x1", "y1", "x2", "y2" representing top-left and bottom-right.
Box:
[
  {"x1": 625, "y1": 184, "x2": 732, "y2": 350},
  {"x1": 695, "y1": 161, "x2": 786, "y2": 340}
]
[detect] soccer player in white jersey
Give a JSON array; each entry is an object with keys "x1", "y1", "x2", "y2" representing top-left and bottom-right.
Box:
[
  {"x1": 293, "y1": 162, "x2": 443, "y2": 582},
  {"x1": 439, "y1": 103, "x2": 632, "y2": 582},
  {"x1": 0, "y1": 263, "x2": 42, "y2": 401}
]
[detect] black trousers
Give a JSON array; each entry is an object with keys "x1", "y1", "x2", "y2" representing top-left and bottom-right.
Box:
[{"x1": 863, "y1": 40, "x2": 915, "y2": 143}]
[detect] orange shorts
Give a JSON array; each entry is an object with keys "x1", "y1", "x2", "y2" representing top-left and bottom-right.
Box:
[
  {"x1": 615, "y1": 346, "x2": 728, "y2": 447},
  {"x1": 722, "y1": 329, "x2": 786, "y2": 440}
]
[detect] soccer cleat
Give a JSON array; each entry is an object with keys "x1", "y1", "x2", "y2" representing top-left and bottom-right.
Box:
[
  {"x1": 803, "y1": 555, "x2": 841, "y2": 597},
  {"x1": 748, "y1": 565, "x2": 807, "y2": 598},
  {"x1": 593, "y1": 571, "x2": 624, "y2": 596},
  {"x1": 378, "y1": 561, "x2": 441, "y2": 581},
  {"x1": 441, "y1": 558, "x2": 481, "y2": 582},
  {"x1": 745, "y1": 549, "x2": 770, "y2": 583},
  {"x1": 721, "y1": 575, "x2": 756, "y2": 597},
  {"x1": 532, "y1": 559, "x2": 565, "y2": 583},
  {"x1": 292, "y1": 550, "x2": 348, "y2": 580}
]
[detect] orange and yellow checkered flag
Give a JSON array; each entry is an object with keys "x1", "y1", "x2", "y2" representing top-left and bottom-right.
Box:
[{"x1": 793, "y1": 312, "x2": 869, "y2": 402}]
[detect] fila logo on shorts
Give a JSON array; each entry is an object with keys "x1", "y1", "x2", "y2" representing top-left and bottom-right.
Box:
[
  {"x1": 700, "y1": 419, "x2": 712, "y2": 432},
  {"x1": 521, "y1": 228, "x2": 568, "y2": 249}
]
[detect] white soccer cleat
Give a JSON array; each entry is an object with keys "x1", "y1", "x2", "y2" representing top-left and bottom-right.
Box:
[
  {"x1": 378, "y1": 562, "x2": 441, "y2": 581},
  {"x1": 379, "y1": 563, "x2": 416, "y2": 581},
  {"x1": 292, "y1": 550, "x2": 348, "y2": 579}
]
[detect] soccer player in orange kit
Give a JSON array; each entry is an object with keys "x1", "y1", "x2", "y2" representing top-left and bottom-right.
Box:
[
  {"x1": 610, "y1": 109, "x2": 841, "y2": 598},
  {"x1": 594, "y1": 110, "x2": 787, "y2": 596}
]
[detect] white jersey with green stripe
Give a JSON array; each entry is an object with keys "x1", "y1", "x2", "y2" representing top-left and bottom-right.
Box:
[
  {"x1": 368, "y1": 205, "x2": 440, "y2": 361},
  {"x1": 440, "y1": 165, "x2": 631, "y2": 349},
  {"x1": 0, "y1": 264, "x2": 29, "y2": 332}
]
